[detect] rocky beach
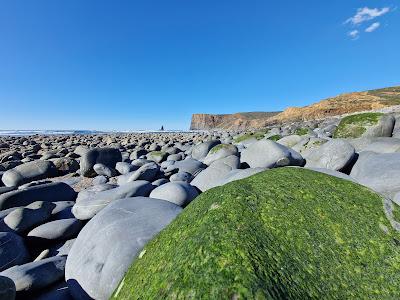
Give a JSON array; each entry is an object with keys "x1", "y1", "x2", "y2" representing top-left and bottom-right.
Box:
[{"x1": 0, "y1": 106, "x2": 400, "y2": 299}]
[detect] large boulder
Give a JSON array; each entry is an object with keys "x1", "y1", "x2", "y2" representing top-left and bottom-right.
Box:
[
  {"x1": 80, "y1": 148, "x2": 122, "y2": 177},
  {"x1": 72, "y1": 180, "x2": 154, "y2": 220},
  {"x1": 0, "y1": 182, "x2": 76, "y2": 210},
  {"x1": 149, "y1": 182, "x2": 198, "y2": 206},
  {"x1": 116, "y1": 162, "x2": 159, "y2": 185},
  {"x1": 1, "y1": 201, "x2": 55, "y2": 233},
  {"x1": 241, "y1": 139, "x2": 304, "y2": 168},
  {"x1": 0, "y1": 232, "x2": 30, "y2": 272},
  {"x1": 1, "y1": 160, "x2": 57, "y2": 187},
  {"x1": 191, "y1": 140, "x2": 221, "y2": 161},
  {"x1": 333, "y1": 113, "x2": 395, "y2": 138},
  {"x1": 350, "y1": 151, "x2": 400, "y2": 198},
  {"x1": 65, "y1": 197, "x2": 182, "y2": 300},
  {"x1": 114, "y1": 168, "x2": 400, "y2": 299},
  {"x1": 27, "y1": 218, "x2": 83, "y2": 241},
  {"x1": 191, "y1": 156, "x2": 240, "y2": 192},
  {"x1": 305, "y1": 139, "x2": 355, "y2": 171},
  {"x1": 202, "y1": 144, "x2": 238, "y2": 166},
  {"x1": 0, "y1": 256, "x2": 66, "y2": 293}
]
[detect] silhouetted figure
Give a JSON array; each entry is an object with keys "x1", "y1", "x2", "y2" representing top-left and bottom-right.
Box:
[{"x1": 160, "y1": 125, "x2": 164, "y2": 131}]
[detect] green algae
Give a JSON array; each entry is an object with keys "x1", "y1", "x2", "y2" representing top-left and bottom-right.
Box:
[
  {"x1": 114, "y1": 167, "x2": 400, "y2": 299},
  {"x1": 333, "y1": 113, "x2": 383, "y2": 138}
]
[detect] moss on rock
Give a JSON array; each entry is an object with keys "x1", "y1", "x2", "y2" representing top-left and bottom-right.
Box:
[
  {"x1": 114, "y1": 168, "x2": 400, "y2": 299},
  {"x1": 294, "y1": 128, "x2": 309, "y2": 136},
  {"x1": 268, "y1": 134, "x2": 281, "y2": 141},
  {"x1": 333, "y1": 113, "x2": 383, "y2": 138},
  {"x1": 234, "y1": 132, "x2": 266, "y2": 143},
  {"x1": 209, "y1": 144, "x2": 231, "y2": 154}
]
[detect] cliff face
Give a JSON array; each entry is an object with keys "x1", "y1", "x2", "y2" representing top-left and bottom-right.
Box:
[
  {"x1": 190, "y1": 86, "x2": 400, "y2": 130},
  {"x1": 190, "y1": 112, "x2": 280, "y2": 130}
]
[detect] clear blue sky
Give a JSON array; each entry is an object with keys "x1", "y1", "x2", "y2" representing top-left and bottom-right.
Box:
[{"x1": 0, "y1": 1, "x2": 399, "y2": 130}]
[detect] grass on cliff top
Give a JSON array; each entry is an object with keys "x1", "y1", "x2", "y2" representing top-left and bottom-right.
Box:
[
  {"x1": 333, "y1": 112, "x2": 383, "y2": 138},
  {"x1": 114, "y1": 167, "x2": 400, "y2": 299}
]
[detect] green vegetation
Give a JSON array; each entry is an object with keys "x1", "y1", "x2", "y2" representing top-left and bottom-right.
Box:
[
  {"x1": 114, "y1": 168, "x2": 400, "y2": 299},
  {"x1": 234, "y1": 131, "x2": 266, "y2": 143},
  {"x1": 268, "y1": 134, "x2": 281, "y2": 141},
  {"x1": 367, "y1": 86, "x2": 400, "y2": 105},
  {"x1": 148, "y1": 151, "x2": 166, "y2": 157},
  {"x1": 294, "y1": 127, "x2": 309, "y2": 136},
  {"x1": 209, "y1": 144, "x2": 230, "y2": 154},
  {"x1": 333, "y1": 112, "x2": 383, "y2": 138}
]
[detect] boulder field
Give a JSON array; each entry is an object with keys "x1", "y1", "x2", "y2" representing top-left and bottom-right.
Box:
[{"x1": 0, "y1": 110, "x2": 399, "y2": 298}]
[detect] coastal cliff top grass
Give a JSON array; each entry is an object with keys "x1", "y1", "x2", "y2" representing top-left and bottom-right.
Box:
[
  {"x1": 114, "y1": 167, "x2": 400, "y2": 299},
  {"x1": 333, "y1": 112, "x2": 383, "y2": 138}
]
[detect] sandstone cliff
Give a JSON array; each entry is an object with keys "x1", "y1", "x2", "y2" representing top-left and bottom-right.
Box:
[{"x1": 190, "y1": 86, "x2": 400, "y2": 130}]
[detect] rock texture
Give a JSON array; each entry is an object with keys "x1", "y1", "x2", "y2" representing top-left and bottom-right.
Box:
[{"x1": 190, "y1": 86, "x2": 400, "y2": 130}]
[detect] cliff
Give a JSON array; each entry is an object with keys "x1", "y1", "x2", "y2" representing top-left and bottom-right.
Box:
[
  {"x1": 190, "y1": 112, "x2": 281, "y2": 131},
  {"x1": 190, "y1": 86, "x2": 400, "y2": 130}
]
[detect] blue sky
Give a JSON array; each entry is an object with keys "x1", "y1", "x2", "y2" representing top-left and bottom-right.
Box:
[{"x1": 0, "y1": 1, "x2": 399, "y2": 131}]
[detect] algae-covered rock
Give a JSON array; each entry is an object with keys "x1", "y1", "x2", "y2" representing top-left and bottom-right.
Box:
[
  {"x1": 333, "y1": 113, "x2": 394, "y2": 138},
  {"x1": 114, "y1": 167, "x2": 400, "y2": 299}
]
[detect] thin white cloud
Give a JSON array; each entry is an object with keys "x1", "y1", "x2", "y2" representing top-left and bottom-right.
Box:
[
  {"x1": 365, "y1": 22, "x2": 380, "y2": 33},
  {"x1": 348, "y1": 30, "x2": 360, "y2": 39},
  {"x1": 346, "y1": 7, "x2": 390, "y2": 25}
]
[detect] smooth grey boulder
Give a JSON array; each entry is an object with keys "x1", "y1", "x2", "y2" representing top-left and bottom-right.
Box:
[
  {"x1": 169, "y1": 171, "x2": 192, "y2": 182},
  {"x1": 92, "y1": 175, "x2": 108, "y2": 185},
  {"x1": 241, "y1": 140, "x2": 304, "y2": 168},
  {"x1": 277, "y1": 135, "x2": 304, "y2": 148},
  {"x1": 305, "y1": 139, "x2": 355, "y2": 171},
  {"x1": 93, "y1": 163, "x2": 116, "y2": 177},
  {"x1": 51, "y1": 157, "x2": 79, "y2": 175},
  {"x1": 149, "y1": 182, "x2": 198, "y2": 206},
  {"x1": 28, "y1": 218, "x2": 83, "y2": 241},
  {"x1": 1, "y1": 201, "x2": 55, "y2": 233},
  {"x1": 0, "y1": 182, "x2": 76, "y2": 210},
  {"x1": 191, "y1": 156, "x2": 240, "y2": 192},
  {"x1": 115, "y1": 162, "x2": 135, "y2": 175},
  {"x1": 1, "y1": 160, "x2": 57, "y2": 187},
  {"x1": 146, "y1": 151, "x2": 167, "y2": 163},
  {"x1": 151, "y1": 178, "x2": 169, "y2": 187},
  {"x1": 363, "y1": 114, "x2": 395, "y2": 137},
  {"x1": 214, "y1": 167, "x2": 267, "y2": 187},
  {"x1": 0, "y1": 232, "x2": 30, "y2": 272},
  {"x1": 116, "y1": 162, "x2": 159, "y2": 185},
  {"x1": 72, "y1": 180, "x2": 154, "y2": 220},
  {"x1": 0, "y1": 256, "x2": 66, "y2": 292},
  {"x1": 65, "y1": 197, "x2": 182, "y2": 300},
  {"x1": 191, "y1": 140, "x2": 221, "y2": 161},
  {"x1": 73, "y1": 146, "x2": 89, "y2": 157},
  {"x1": 80, "y1": 148, "x2": 122, "y2": 177},
  {"x1": 0, "y1": 275, "x2": 15, "y2": 300},
  {"x1": 362, "y1": 138, "x2": 400, "y2": 153},
  {"x1": 350, "y1": 151, "x2": 400, "y2": 198},
  {"x1": 48, "y1": 238, "x2": 76, "y2": 257},
  {"x1": 166, "y1": 159, "x2": 206, "y2": 176},
  {"x1": 50, "y1": 201, "x2": 75, "y2": 220},
  {"x1": 203, "y1": 144, "x2": 238, "y2": 165},
  {"x1": 129, "y1": 149, "x2": 147, "y2": 161}
]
